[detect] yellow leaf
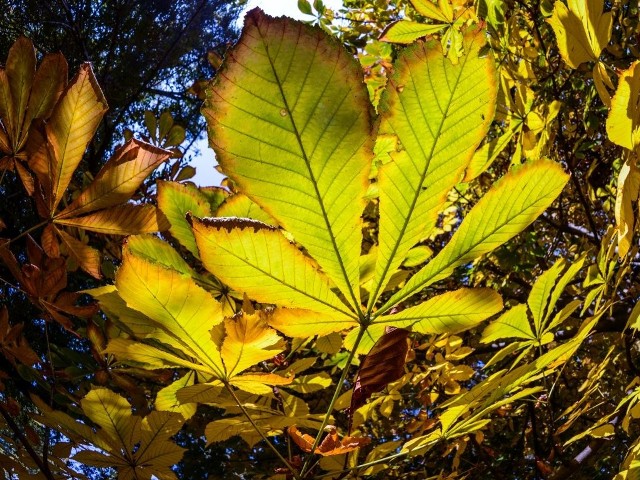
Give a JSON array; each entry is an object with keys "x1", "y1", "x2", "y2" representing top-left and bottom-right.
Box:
[
  {"x1": 216, "y1": 193, "x2": 277, "y2": 226},
  {"x1": 157, "y1": 180, "x2": 215, "y2": 259},
  {"x1": 230, "y1": 372, "x2": 293, "y2": 395},
  {"x1": 607, "y1": 62, "x2": 640, "y2": 150},
  {"x1": 547, "y1": 0, "x2": 611, "y2": 68},
  {"x1": 191, "y1": 217, "x2": 356, "y2": 319},
  {"x1": 615, "y1": 157, "x2": 640, "y2": 257},
  {"x1": 222, "y1": 311, "x2": 284, "y2": 377},
  {"x1": 46, "y1": 63, "x2": 108, "y2": 211},
  {"x1": 268, "y1": 307, "x2": 357, "y2": 338}
]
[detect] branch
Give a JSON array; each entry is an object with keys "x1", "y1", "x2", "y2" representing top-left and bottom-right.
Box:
[{"x1": 0, "y1": 402, "x2": 55, "y2": 479}]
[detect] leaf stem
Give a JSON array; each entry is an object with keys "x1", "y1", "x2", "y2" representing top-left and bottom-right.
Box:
[
  {"x1": 314, "y1": 450, "x2": 408, "y2": 479},
  {"x1": 300, "y1": 325, "x2": 366, "y2": 477},
  {"x1": 224, "y1": 383, "x2": 301, "y2": 480},
  {"x1": 1, "y1": 220, "x2": 49, "y2": 248}
]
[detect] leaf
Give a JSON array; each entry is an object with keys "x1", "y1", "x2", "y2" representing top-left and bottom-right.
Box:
[
  {"x1": 350, "y1": 327, "x2": 409, "y2": 414},
  {"x1": 25, "y1": 53, "x2": 67, "y2": 130},
  {"x1": 221, "y1": 311, "x2": 284, "y2": 377},
  {"x1": 155, "y1": 372, "x2": 197, "y2": 420},
  {"x1": 464, "y1": 126, "x2": 517, "y2": 182},
  {"x1": 268, "y1": 307, "x2": 357, "y2": 338},
  {"x1": 411, "y1": 0, "x2": 452, "y2": 22},
  {"x1": 45, "y1": 63, "x2": 108, "y2": 211},
  {"x1": 56, "y1": 227, "x2": 101, "y2": 279},
  {"x1": 204, "y1": 9, "x2": 373, "y2": 311},
  {"x1": 191, "y1": 217, "x2": 355, "y2": 319},
  {"x1": 157, "y1": 180, "x2": 214, "y2": 258},
  {"x1": 76, "y1": 388, "x2": 185, "y2": 479},
  {"x1": 547, "y1": 0, "x2": 612, "y2": 68},
  {"x1": 57, "y1": 139, "x2": 169, "y2": 218},
  {"x1": 216, "y1": 193, "x2": 277, "y2": 226},
  {"x1": 607, "y1": 62, "x2": 640, "y2": 150},
  {"x1": 380, "y1": 20, "x2": 447, "y2": 44},
  {"x1": 375, "y1": 288, "x2": 503, "y2": 334},
  {"x1": 115, "y1": 249, "x2": 226, "y2": 377},
  {"x1": 380, "y1": 159, "x2": 569, "y2": 313},
  {"x1": 368, "y1": 29, "x2": 497, "y2": 309},
  {"x1": 481, "y1": 304, "x2": 534, "y2": 343},
  {"x1": 6, "y1": 37, "x2": 35, "y2": 143},
  {"x1": 615, "y1": 158, "x2": 640, "y2": 258},
  {"x1": 55, "y1": 204, "x2": 169, "y2": 235}
]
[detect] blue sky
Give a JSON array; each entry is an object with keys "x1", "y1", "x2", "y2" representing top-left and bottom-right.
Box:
[{"x1": 189, "y1": 0, "x2": 344, "y2": 187}]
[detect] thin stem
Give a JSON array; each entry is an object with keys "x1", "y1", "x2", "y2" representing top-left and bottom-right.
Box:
[
  {"x1": 225, "y1": 384, "x2": 300, "y2": 480},
  {"x1": 314, "y1": 451, "x2": 408, "y2": 479},
  {"x1": 1, "y1": 220, "x2": 49, "y2": 248},
  {"x1": 300, "y1": 325, "x2": 367, "y2": 478}
]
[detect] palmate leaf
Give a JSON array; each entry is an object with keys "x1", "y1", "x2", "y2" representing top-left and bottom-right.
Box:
[
  {"x1": 106, "y1": 243, "x2": 291, "y2": 394},
  {"x1": 368, "y1": 29, "x2": 497, "y2": 310},
  {"x1": 203, "y1": 8, "x2": 373, "y2": 311},
  {"x1": 379, "y1": 159, "x2": 569, "y2": 314},
  {"x1": 547, "y1": 0, "x2": 611, "y2": 69},
  {"x1": 36, "y1": 388, "x2": 185, "y2": 480}
]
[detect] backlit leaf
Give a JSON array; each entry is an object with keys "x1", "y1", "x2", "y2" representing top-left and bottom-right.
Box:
[
  {"x1": 369, "y1": 30, "x2": 496, "y2": 309},
  {"x1": 204, "y1": 9, "x2": 373, "y2": 310},
  {"x1": 607, "y1": 62, "x2": 640, "y2": 150},
  {"x1": 380, "y1": 20, "x2": 446, "y2": 44},
  {"x1": 157, "y1": 180, "x2": 214, "y2": 258},
  {"x1": 46, "y1": 63, "x2": 108, "y2": 211},
  {"x1": 55, "y1": 204, "x2": 169, "y2": 235},
  {"x1": 191, "y1": 217, "x2": 356, "y2": 319},
  {"x1": 381, "y1": 159, "x2": 569, "y2": 313},
  {"x1": 375, "y1": 288, "x2": 503, "y2": 334},
  {"x1": 547, "y1": 0, "x2": 611, "y2": 68}
]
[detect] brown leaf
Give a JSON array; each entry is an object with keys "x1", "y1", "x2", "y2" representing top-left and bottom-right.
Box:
[
  {"x1": 41, "y1": 224, "x2": 60, "y2": 258},
  {"x1": 350, "y1": 327, "x2": 409, "y2": 415},
  {"x1": 56, "y1": 228, "x2": 101, "y2": 279}
]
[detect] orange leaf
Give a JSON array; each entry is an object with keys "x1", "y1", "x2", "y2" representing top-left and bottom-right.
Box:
[
  {"x1": 288, "y1": 425, "x2": 315, "y2": 453},
  {"x1": 56, "y1": 228, "x2": 101, "y2": 279},
  {"x1": 54, "y1": 204, "x2": 169, "y2": 235},
  {"x1": 41, "y1": 224, "x2": 60, "y2": 258},
  {"x1": 46, "y1": 63, "x2": 108, "y2": 211},
  {"x1": 57, "y1": 139, "x2": 170, "y2": 218}
]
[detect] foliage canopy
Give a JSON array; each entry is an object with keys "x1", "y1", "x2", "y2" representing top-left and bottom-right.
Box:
[{"x1": 3, "y1": 1, "x2": 640, "y2": 479}]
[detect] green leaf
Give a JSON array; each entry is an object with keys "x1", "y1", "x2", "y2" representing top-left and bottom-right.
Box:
[
  {"x1": 380, "y1": 20, "x2": 447, "y2": 44},
  {"x1": 368, "y1": 30, "x2": 497, "y2": 310},
  {"x1": 298, "y1": 0, "x2": 312, "y2": 15},
  {"x1": 380, "y1": 159, "x2": 569, "y2": 313},
  {"x1": 216, "y1": 194, "x2": 277, "y2": 226},
  {"x1": 481, "y1": 304, "x2": 534, "y2": 343},
  {"x1": 191, "y1": 216, "x2": 356, "y2": 319},
  {"x1": 157, "y1": 180, "x2": 214, "y2": 258},
  {"x1": 375, "y1": 288, "x2": 503, "y2": 334},
  {"x1": 203, "y1": 9, "x2": 373, "y2": 311}
]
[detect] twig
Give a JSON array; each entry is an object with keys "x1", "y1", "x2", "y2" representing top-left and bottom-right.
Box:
[
  {"x1": 300, "y1": 326, "x2": 367, "y2": 478},
  {"x1": 225, "y1": 383, "x2": 300, "y2": 480}
]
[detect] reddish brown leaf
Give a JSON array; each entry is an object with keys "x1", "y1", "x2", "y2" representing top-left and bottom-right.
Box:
[
  {"x1": 350, "y1": 327, "x2": 409, "y2": 415},
  {"x1": 14, "y1": 159, "x2": 34, "y2": 196},
  {"x1": 56, "y1": 228, "x2": 101, "y2": 279},
  {"x1": 41, "y1": 224, "x2": 60, "y2": 258}
]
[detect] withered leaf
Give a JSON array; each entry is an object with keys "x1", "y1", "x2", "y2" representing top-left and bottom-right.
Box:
[{"x1": 350, "y1": 327, "x2": 409, "y2": 415}]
